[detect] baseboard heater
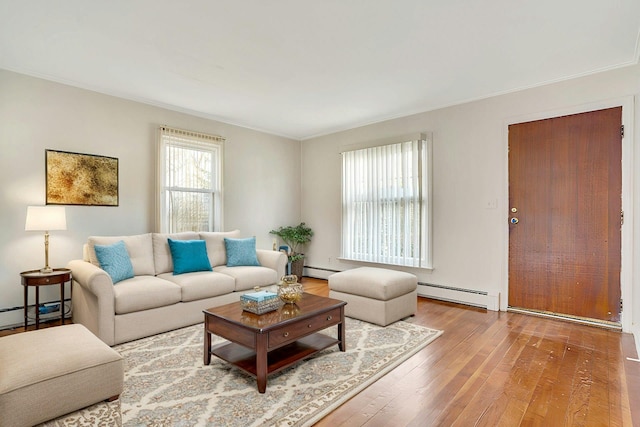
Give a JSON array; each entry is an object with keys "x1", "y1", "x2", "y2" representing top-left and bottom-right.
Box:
[
  {"x1": 304, "y1": 266, "x2": 340, "y2": 280},
  {"x1": 0, "y1": 299, "x2": 71, "y2": 331},
  {"x1": 417, "y1": 282, "x2": 499, "y2": 311},
  {"x1": 304, "y1": 266, "x2": 500, "y2": 311}
]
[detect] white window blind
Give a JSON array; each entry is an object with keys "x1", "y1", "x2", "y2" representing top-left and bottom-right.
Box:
[
  {"x1": 158, "y1": 126, "x2": 224, "y2": 233},
  {"x1": 341, "y1": 135, "x2": 432, "y2": 268}
]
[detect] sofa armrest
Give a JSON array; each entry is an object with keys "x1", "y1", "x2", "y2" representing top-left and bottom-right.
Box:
[
  {"x1": 67, "y1": 259, "x2": 116, "y2": 345},
  {"x1": 256, "y1": 250, "x2": 287, "y2": 279}
]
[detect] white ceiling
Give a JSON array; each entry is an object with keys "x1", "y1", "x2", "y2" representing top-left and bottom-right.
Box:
[{"x1": 1, "y1": 1, "x2": 639, "y2": 140}]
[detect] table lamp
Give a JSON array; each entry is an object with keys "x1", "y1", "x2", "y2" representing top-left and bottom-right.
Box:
[{"x1": 25, "y1": 206, "x2": 67, "y2": 273}]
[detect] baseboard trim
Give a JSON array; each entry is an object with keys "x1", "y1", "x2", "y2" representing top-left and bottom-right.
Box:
[
  {"x1": 632, "y1": 325, "x2": 640, "y2": 359},
  {"x1": 508, "y1": 307, "x2": 622, "y2": 330}
]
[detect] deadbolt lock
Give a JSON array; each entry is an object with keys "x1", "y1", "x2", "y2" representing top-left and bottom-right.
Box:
[
  {"x1": 511, "y1": 207, "x2": 517, "y2": 213},
  {"x1": 510, "y1": 217, "x2": 519, "y2": 224}
]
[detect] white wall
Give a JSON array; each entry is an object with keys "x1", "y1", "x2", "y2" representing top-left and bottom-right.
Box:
[
  {"x1": 2, "y1": 64, "x2": 639, "y2": 350},
  {"x1": 0, "y1": 70, "x2": 300, "y2": 328},
  {"x1": 301, "y1": 64, "x2": 640, "y2": 336}
]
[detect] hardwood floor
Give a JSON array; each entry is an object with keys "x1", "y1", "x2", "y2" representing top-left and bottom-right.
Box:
[
  {"x1": 3, "y1": 278, "x2": 638, "y2": 426},
  {"x1": 302, "y1": 277, "x2": 640, "y2": 427}
]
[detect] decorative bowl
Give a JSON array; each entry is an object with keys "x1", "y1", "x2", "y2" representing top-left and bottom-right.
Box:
[{"x1": 277, "y1": 278, "x2": 303, "y2": 304}]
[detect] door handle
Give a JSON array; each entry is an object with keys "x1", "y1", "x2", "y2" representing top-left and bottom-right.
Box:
[{"x1": 510, "y1": 217, "x2": 519, "y2": 224}]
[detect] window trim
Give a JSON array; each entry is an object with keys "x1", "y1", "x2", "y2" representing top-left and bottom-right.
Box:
[
  {"x1": 340, "y1": 133, "x2": 433, "y2": 269},
  {"x1": 156, "y1": 126, "x2": 225, "y2": 233}
]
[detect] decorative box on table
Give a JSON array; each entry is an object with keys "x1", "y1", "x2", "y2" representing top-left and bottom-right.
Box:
[{"x1": 240, "y1": 290, "x2": 282, "y2": 314}]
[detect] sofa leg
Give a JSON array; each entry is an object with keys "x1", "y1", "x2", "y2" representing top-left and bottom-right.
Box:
[{"x1": 105, "y1": 395, "x2": 120, "y2": 402}]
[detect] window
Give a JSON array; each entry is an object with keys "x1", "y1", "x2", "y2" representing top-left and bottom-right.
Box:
[
  {"x1": 157, "y1": 126, "x2": 224, "y2": 233},
  {"x1": 341, "y1": 134, "x2": 432, "y2": 268}
]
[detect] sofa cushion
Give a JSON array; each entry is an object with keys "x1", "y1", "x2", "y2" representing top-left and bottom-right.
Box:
[
  {"x1": 168, "y1": 238, "x2": 212, "y2": 274},
  {"x1": 152, "y1": 232, "x2": 200, "y2": 274},
  {"x1": 214, "y1": 266, "x2": 278, "y2": 291},
  {"x1": 158, "y1": 271, "x2": 235, "y2": 302},
  {"x1": 199, "y1": 230, "x2": 241, "y2": 267},
  {"x1": 94, "y1": 240, "x2": 135, "y2": 284},
  {"x1": 88, "y1": 234, "x2": 155, "y2": 276},
  {"x1": 224, "y1": 237, "x2": 260, "y2": 267},
  {"x1": 113, "y1": 276, "x2": 181, "y2": 314}
]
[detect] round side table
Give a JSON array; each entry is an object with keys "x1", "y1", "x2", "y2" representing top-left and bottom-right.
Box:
[{"x1": 20, "y1": 268, "x2": 72, "y2": 330}]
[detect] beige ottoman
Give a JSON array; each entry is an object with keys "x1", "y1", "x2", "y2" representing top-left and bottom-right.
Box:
[
  {"x1": 329, "y1": 267, "x2": 417, "y2": 326},
  {"x1": 0, "y1": 324, "x2": 124, "y2": 427}
]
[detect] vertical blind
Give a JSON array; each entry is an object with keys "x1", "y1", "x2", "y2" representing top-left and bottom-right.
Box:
[
  {"x1": 158, "y1": 126, "x2": 224, "y2": 233},
  {"x1": 341, "y1": 136, "x2": 431, "y2": 268}
]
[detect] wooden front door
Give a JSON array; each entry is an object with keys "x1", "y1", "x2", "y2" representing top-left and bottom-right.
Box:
[{"x1": 508, "y1": 107, "x2": 622, "y2": 322}]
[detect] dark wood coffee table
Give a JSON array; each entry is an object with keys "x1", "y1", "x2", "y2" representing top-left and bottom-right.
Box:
[{"x1": 203, "y1": 293, "x2": 346, "y2": 393}]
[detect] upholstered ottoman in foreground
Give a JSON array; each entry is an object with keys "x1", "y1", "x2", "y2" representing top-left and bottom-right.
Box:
[
  {"x1": 328, "y1": 267, "x2": 417, "y2": 326},
  {"x1": 0, "y1": 324, "x2": 124, "y2": 427}
]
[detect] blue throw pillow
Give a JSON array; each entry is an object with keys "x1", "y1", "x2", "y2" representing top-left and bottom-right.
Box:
[
  {"x1": 168, "y1": 238, "x2": 212, "y2": 275},
  {"x1": 224, "y1": 237, "x2": 261, "y2": 267},
  {"x1": 94, "y1": 240, "x2": 135, "y2": 284}
]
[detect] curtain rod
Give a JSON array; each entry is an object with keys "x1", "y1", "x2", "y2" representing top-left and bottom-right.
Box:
[{"x1": 160, "y1": 126, "x2": 225, "y2": 143}]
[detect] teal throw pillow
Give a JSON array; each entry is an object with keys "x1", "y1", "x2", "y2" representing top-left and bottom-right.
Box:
[
  {"x1": 168, "y1": 238, "x2": 212, "y2": 275},
  {"x1": 94, "y1": 240, "x2": 135, "y2": 284},
  {"x1": 224, "y1": 237, "x2": 261, "y2": 267}
]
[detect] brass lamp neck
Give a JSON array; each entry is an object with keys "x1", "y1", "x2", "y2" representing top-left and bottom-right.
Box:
[{"x1": 41, "y1": 231, "x2": 52, "y2": 274}]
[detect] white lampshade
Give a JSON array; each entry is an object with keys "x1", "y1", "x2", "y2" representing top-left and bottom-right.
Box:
[{"x1": 25, "y1": 206, "x2": 67, "y2": 231}]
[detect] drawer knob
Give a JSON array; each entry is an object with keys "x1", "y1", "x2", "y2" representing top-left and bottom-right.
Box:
[
  {"x1": 283, "y1": 332, "x2": 289, "y2": 337},
  {"x1": 308, "y1": 324, "x2": 312, "y2": 328},
  {"x1": 327, "y1": 315, "x2": 332, "y2": 321},
  {"x1": 45, "y1": 279, "x2": 50, "y2": 283}
]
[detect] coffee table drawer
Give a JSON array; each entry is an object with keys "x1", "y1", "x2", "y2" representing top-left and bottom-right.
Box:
[
  {"x1": 207, "y1": 317, "x2": 256, "y2": 349},
  {"x1": 268, "y1": 307, "x2": 342, "y2": 348}
]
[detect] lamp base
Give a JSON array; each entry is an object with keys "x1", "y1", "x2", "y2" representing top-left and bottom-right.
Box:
[{"x1": 40, "y1": 266, "x2": 53, "y2": 274}]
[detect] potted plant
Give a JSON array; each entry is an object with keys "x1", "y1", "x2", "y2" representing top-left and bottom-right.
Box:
[{"x1": 269, "y1": 222, "x2": 314, "y2": 279}]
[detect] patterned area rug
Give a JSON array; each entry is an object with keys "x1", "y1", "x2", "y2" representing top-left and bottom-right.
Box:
[{"x1": 45, "y1": 318, "x2": 442, "y2": 426}]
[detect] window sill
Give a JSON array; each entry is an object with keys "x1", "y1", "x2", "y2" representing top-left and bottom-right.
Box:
[{"x1": 336, "y1": 257, "x2": 433, "y2": 271}]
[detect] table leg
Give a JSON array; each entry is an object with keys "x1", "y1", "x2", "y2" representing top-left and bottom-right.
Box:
[
  {"x1": 35, "y1": 286, "x2": 40, "y2": 330},
  {"x1": 338, "y1": 307, "x2": 346, "y2": 351},
  {"x1": 70, "y1": 277, "x2": 73, "y2": 319},
  {"x1": 60, "y1": 282, "x2": 65, "y2": 326},
  {"x1": 23, "y1": 285, "x2": 28, "y2": 330},
  {"x1": 204, "y1": 329, "x2": 211, "y2": 365},
  {"x1": 256, "y1": 333, "x2": 268, "y2": 393}
]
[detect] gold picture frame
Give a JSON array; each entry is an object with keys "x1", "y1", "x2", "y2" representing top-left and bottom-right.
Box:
[{"x1": 46, "y1": 150, "x2": 119, "y2": 206}]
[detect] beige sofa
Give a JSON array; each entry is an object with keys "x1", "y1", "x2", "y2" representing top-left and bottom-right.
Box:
[{"x1": 68, "y1": 230, "x2": 287, "y2": 346}]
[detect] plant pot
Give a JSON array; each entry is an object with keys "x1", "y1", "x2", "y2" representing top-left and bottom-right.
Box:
[{"x1": 290, "y1": 257, "x2": 304, "y2": 279}]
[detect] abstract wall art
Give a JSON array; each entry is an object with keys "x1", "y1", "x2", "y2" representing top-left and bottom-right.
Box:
[{"x1": 46, "y1": 150, "x2": 119, "y2": 206}]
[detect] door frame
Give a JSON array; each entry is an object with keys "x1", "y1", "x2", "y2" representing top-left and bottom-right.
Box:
[{"x1": 501, "y1": 96, "x2": 635, "y2": 333}]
